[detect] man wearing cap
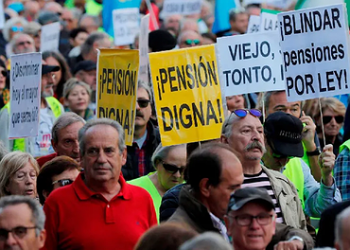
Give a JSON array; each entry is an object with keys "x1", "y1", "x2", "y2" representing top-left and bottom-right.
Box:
[
  {"x1": 262, "y1": 112, "x2": 341, "y2": 219},
  {"x1": 225, "y1": 187, "x2": 314, "y2": 250},
  {"x1": 0, "y1": 63, "x2": 64, "y2": 156}
]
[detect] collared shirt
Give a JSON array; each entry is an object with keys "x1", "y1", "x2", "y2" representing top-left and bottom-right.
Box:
[
  {"x1": 134, "y1": 130, "x2": 148, "y2": 177},
  {"x1": 209, "y1": 212, "x2": 230, "y2": 242},
  {"x1": 334, "y1": 147, "x2": 350, "y2": 200},
  {"x1": 43, "y1": 172, "x2": 157, "y2": 250}
]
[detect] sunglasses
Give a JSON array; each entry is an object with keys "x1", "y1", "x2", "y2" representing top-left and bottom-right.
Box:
[
  {"x1": 137, "y1": 99, "x2": 150, "y2": 108},
  {"x1": 323, "y1": 115, "x2": 344, "y2": 124},
  {"x1": 11, "y1": 26, "x2": 23, "y2": 32},
  {"x1": 184, "y1": 39, "x2": 200, "y2": 45},
  {"x1": 52, "y1": 179, "x2": 74, "y2": 187},
  {"x1": 0, "y1": 226, "x2": 37, "y2": 241},
  {"x1": 162, "y1": 162, "x2": 185, "y2": 175},
  {"x1": 1, "y1": 70, "x2": 7, "y2": 77},
  {"x1": 233, "y1": 109, "x2": 262, "y2": 118}
]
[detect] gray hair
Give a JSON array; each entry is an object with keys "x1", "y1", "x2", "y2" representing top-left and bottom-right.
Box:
[
  {"x1": 63, "y1": 78, "x2": 92, "y2": 99},
  {"x1": 3, "y1": 17, "x2": 27, "y2": 41},
  {"x1": 0, "y1": 195, "x2": 45, "y2": 236},
  {"x1": 221, "y1": 112, "x2": 240, "y2": 139},
  {"x1": 10, "y1": 33, "x2": 34, "y2": 54},
  {"x1": 51, "y1": 112, "x2": 86, "y2": 144},
  {"x1": 229, "y1": 8, "x2": 247, "y2": 22},
  {"x1": 138, "y1": 80, "x2": 153, "y2": 104},
  {"x1": 179, "y1": 18, "x2": 198, "y2": 32},
  {"x1": 0, "y1": 141, "x2": 8, "y2": 162},
  {"x1": 79, "y1": 14, "x2": 100, "y2": 27},
  {"x1": 335, "y1": 206, "x2": 350, "y2": 249},
  {"x1": 151, "y1": 143, "x2": 186, "y2": 168},
  {"x1": 179, "y1": 232, "x2": 233, "y2": 250},
  {"x1": 81, "y1": 31, "x2": 109, "y2": 56},
  {"x1": 79, "y1": 118, "x2": 126, "y2": 156}
]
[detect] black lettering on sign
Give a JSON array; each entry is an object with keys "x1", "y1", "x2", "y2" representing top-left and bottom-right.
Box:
[{"x1": 99, "y1": 107, "x2": 135, "y2": 135}]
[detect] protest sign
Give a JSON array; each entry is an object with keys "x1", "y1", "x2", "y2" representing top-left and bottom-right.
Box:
[
  {"x1": 161, "y1": 0, "x2": 203, "y2": 17},
  {"x1": 40, "y1": 22, "x2": 60, "y2": 52},
  {"x1": 277, "y1": 4, "x2": 350, "y2": 102},
  {"x1": 216, "y1": 31, "x2": 285, "y2": 97},
  {"x1": 247, "y1": 15, "x2": 260, "y2": 33},
  {"x1": 9, "y1": 53, "x2": 42, "y2": 139},
  {"x1": 139, "y1": 14, "x2": 149, "y2": 83},
  {"x1": 260, "y1": 9, "x2": 280, "y2": 32},
  {"x1": 149, "y1": 45, "x2": 224, "y2": 146},
  {"x1": 244, "y1": 0, "x2": 293, "y2": 9},
  {"x1": 113, "y1": 8, "x2": 140, "y2": 46},
  {"x1": 97, "y1": 49, "x2": 139, "y2": 145},
  {"x1": 0, "y1": 0, "x2": 5, "y2": 29}
]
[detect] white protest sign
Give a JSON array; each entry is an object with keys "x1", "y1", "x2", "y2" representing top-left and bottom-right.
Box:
[
  {"x1": 40, "y1": 22, "x2": 60, "y2": 52},
  {"x1": 260, "y1": 9, "x2": 279, "y2": 32},
  {"x1": 0, "y1": 0, "x2": 5, "y2": 29},
  {"x1": 247, "y1": 15, "x2": 260, "y2": 33},
  {"x1": 161, "y1": 0, "x2": 203, "y2": 17},
  {"x1": 217, "y1": 32, "x2": 285, "y2": 96},
  {"x1": 139, "y1": 14, "x2": 150, "y2": 83},
  {"x1": 113, "y1": 8, "x2": 140, "y2": 46},
  {"x1": 9, "y1": 53, "x2": 42, "y2": 139},
  {"x1": 244, "y1": 0, "x2": 293, "y2": 9},
  {"x1": 277, "y1": 4, "x2": 350, "y2": 102}
]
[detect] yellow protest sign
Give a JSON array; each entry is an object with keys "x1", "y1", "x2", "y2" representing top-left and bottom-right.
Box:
[
  {"x1": 97, "y1": 49, "x2": 139, "y2": 146},
  {"x1": 149, "y1": 45, "x2": 224, "y2": 146}
]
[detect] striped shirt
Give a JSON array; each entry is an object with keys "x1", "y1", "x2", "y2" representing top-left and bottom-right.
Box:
[{"x1": 242, "y1": 170, "x2": 284, "y2": 224}]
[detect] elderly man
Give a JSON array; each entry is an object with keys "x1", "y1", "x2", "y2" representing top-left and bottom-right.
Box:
[
  {"x1": 0, "y1": 196, "x2": 46, "y2": 250},
  {"x1": 43, "y1": 118, "x2": 157, "y2": 250},
  {"x1": 169, "y1": 143, "x2": 244, "y2": 239},
  {"x1": 0, "y1": 63, "x2": 63, "y2": 156},
  {"x1": 225, "y1": 187, "x2": 313, "y2": 250},
  {"x1": 122, "y1": 82, "x2": 161, "y2": 180},
  {"x1": 11, "y1": 33, "x2": 35, "y2": 54},
  {"x1": 224, "y1": 9, "x2": 249, "y2": 36},
  {"x1": 61, "y1": 8, "x2": 77, "y2": 31},
  {"x1": 335, "y1": 206, "x2": 350, "y2": 250},
  {"x1": 262, "y1": 112, "x2": 341, "y2": 218},
  {"x1": 164, "y1": 14, "x2": 182, "y2": 37},
  {"x1": 177, "y1": 30, "x2": 203, "y2": 49},
  {"x1": 79, "y1": 14, "x2": 100, "y2": 34},
  {"x1": 37, "y1": 112, "x2": 86, "y2": 167}
]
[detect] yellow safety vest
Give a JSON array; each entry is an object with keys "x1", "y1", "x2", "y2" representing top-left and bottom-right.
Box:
[
  {"x1": 339, "y1": 139, "x2": 350, "y2": 152},
  {"x1": 283, "y1": 158, "x2": 305, "y2": 209}
]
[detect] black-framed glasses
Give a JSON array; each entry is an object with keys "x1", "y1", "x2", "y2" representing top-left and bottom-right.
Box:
[
  {"x1": 0, "y1": 226, "x2": 37, "y2": 241},
  {"x1": 162, "y1": 161, "x2": 185, "y2": 175},
  {"x1": 323, "y1": 115, "x2": 344, "y2": 124},
  {"x1": 229, "y1": 213, "x2": 274, "y2": 226},
  {"x1": 184, "y1": 39, "x2": 200, "y2": 45},
  {"x1": 1, "y1": 70, "x2": 7, "y2": 77},
  {"x1": 52, "y1": 179, "x2": 74, "y2": 187},
  {"x1": 137, "y1": 99, "x2": 150, "y2": 108}
]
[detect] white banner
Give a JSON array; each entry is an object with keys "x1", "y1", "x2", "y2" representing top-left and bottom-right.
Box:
[
  {"x1": 113, "y1": 8, "x2": 140, "y2": 46},
  {"x1": 40, "y1": 22, "x2": 60, "y2": 52},
  {"x1": 161, "y1": 0, "x2": 203, "y2": 17},
  {"x1": 247, "y1": 15, "x2": 260, "y2": 33},
  {"x1": 0, "y1": 0, "x2": 5, "y2": 29},
  {"x1": 9, "y1": 53, "x2": 42, "y2": 139},
  {"x1": 278, "y1": 4, "x2": 350, "y2": 102},
  {"x1": 244, "y1": 0, "x2": 293, "y2": 9},
  {"x1": 139, "y1": 14, "x2": 150, "y2": 83},
  {"x1": 260, "y1": 9, "x2": 279, "y2": 32},
  {"x1": 217, "y1": 32, "x2": 285, "y2": 96}
]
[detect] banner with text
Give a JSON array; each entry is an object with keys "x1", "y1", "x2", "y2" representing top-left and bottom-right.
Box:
[
  {"x1": 139, "y1": 14, "x2": 150, "y2": 83},
  {"x1": 260, "y1": 9, "x2": 280, "y2": 32},
  {"x1": 247, "y1": 15, "x2": 260, "y2": 33},
  {"x1": 113, "y1": 8, "x2": 140, "y2": 46},
  {"x1": 149, "y1": 45, "x2": 224, "y2": 146},
  {"x1": 9, "y1": 53, "x2": 42, "y2": 139},
  {"x1": 40, "y1": 22, "x2": 60, "y2": 52},
  {"x1": 161, "y1": 0, "x2": 203, "y2": 18},
  {"x1": 217, "y1": 32, "x2": 285, "y2": 97},
  {"x1": 97, "y1": 49, "x2": 139, "y2": 145},
  {"x1": 278, "y1": 4, "x2": 350, "y2": 102}
]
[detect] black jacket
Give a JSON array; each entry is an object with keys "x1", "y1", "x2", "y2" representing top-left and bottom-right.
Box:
[
  {"x1": 160, "y1": 183, "x2": 185, "y2": 222},
  {"x1": 121, "y1": 122, "x2": 160, "y2": 181}
]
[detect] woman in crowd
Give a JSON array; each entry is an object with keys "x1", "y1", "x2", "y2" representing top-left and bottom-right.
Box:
[
  {"x1": 129, "y1": 143, "x2": 186, "y2": 221},
  {"x1": 315, "y1": 97, "x2": 346, "y2": 156},
  {"x1": 226, "y1": 95, "x2": 245, "y2": 111},
  {"x1": 43, "y1": 50, "x2": 72, "y2": 103},
  {"x1": 37, "y1": 156, "x2": 81, "y2": 205},
  {"x1": 0, "y1": 151, "x2": 39, "y2": 198},
  {"x1": 63, "y1": 78, "x2": 94, "y2": 121},
  {"x1": 0, "y1": 59, "x2": 9, "y2": 109}
]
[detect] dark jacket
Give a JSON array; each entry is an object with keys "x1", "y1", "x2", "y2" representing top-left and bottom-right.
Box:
[
  {"x1": 160, "y1": 183, "x2": 185, "y2": 222},
  {"x1": 121, "y1": 122, "x2": 160, "y2": 181}
]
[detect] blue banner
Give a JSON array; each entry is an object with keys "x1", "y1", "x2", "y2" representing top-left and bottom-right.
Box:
[{"x1": 212, "y1": 0, "x2": 236, "y2": 34}]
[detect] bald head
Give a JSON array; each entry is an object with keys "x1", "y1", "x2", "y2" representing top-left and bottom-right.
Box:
[{"x1": 44, "y1": 2, "x2": 62, "y2": 15}]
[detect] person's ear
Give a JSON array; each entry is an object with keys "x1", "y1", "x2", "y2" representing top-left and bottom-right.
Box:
[
  {"x1": 220, "y1": 135, "x2": 228, "y2": 144},
  {"x1": 121, "y1": 148, "x2": 127, "y2": 165},
  {"x1": 224, "y1": 215, "x2": 232, "y2": 236},
  {"x1": 198, "y1": 178, "x2": 210, "y2": 197},
  {"x1": 42, "y1": 190, "x2": 49, "y2": 199},
  {"x1": 38, "y1": 229, "x2": 46, "y2": 248}
]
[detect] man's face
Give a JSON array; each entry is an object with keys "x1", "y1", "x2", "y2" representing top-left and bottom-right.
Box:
[
  {"x1": 224, "y1": 115, "x2": 265, "y2": 163},
  {"x1": 78, "y1": 70, "x2": 96, "y2": 90},
  {"x1": 61, "y1": 10, "x2": 77, "y2": 31},
  {"x1": 81, "y1": 125, "x2": 127, "y2": 183},
  {"x1": 52, "y1": 122, "x2": 84, "y2": 163},
  {"x1": 207, "y1": 150, "x2": 244, "y2": 219},
  {"x1": 13, "y1": 35, "x2": 35, "y2": 54},
  {"x1": 179, "y1": 32, "x2": 202, "y2": 48},
  {"x1": 41, "y1": 72, "x2": 55, "y2": 97},
  {"x1": 0, "y1": 203, "x2": 46, "y2": 250},
  {"x1": 80, "y1": 17, "x2": 98, "y2": 34},
  {"x1": 267, "y1": 92, "x2": 301, "y2": 118},
  {"x1": 263, "y1": 139, "x2": 291, "y2": 171},
  {"x1": 165, "y1": 15, "x2": 182, "y2": 34},
  {"x1": 230, "y1": 13, "x2": 249, "y2": 34},
  {"x1": 135, "y1": 88, "x2": 152, "y2": 129},
  {"x1": 225, "y1": 202, "x2": 276, "y2": 250}
]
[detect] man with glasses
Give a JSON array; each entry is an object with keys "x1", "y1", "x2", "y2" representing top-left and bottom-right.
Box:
[
  {"x1": 225, "y1": 187, "x2": 313, "y2": 250},
  {"x1": 11, "y1": 33, "x2": 35, "y2": 54},
  {"x1": 122, "y1": 81, "x2": 161, "y2": 180},
  {"x1": 178, "y1": 30, "x2": 202, "y2": 49},
  {"x1": 262, "y1": 112, "x2": 341, "y2": 219},
  {"x1": 0, "y1": 195, "x2": 46, "y2": 250}
]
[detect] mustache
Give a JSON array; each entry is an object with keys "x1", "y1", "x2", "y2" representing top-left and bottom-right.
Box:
[
  {"x1": 136, "y1": 111, "x2": 144, "y2": 118},
  {"x1": 245, "y1": 141, "x2": 266, "y2": 153}
]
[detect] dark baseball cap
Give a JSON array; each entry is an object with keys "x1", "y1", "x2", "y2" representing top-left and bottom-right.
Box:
[
  {"x1": 149, "y1": 30, "x2": 176, "y2": 52},
  {"x1": 264, "y1": 112, "x2": 304, "y2": 158},
  {"x1": 228, "y1": 187, "x2": 275, "y2": 212},
  {"x1": 73, "y1": 60, "x2": 96, "y2": 75},
  {"x1": 42, "y1": 65, "x2": 60, "y2": 75}
]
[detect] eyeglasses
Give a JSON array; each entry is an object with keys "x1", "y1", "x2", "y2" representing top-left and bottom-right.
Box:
[
  {"x1": 229, "y1": 213, "x2": 274, "y2": 226},
  {"x1": 52, "y1": 179, "x2": 74, "y2": 187},
  {"x1": 233, "y1": 109, "x2": 262, "y2": 118},
  {"x1": 1, "y1": 70, "x2": 7, "y2": 77},
  {"x1": 11, "y1": 26, "x2": 23, "y2": 32},
  {"x1": 323, "y1": 115, "x2": 344, "y2": 124},
  {"x1": 162, "y1": 162, "x2": 185, "y2": 175},
  {"x1": 183, "y1": 39, "x2": 200, "y2": 45},
  {"x1": 137, "y1": 99, "x2": 150, "y2": 108},
  {"x1": 16, "y1": 41, "x2": 32, "y2": 47},
  {"x1": 0, "y1": 226, "x2": 37, "y2": 241}
]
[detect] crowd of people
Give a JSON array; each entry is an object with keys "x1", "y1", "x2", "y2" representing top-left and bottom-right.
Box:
[{"x1": 0, "y1": 0, "x2": 349, "y2": 250}]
